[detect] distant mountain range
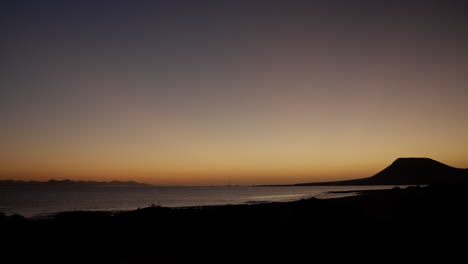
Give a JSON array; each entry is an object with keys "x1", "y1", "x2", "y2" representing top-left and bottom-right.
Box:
[
  {"x1": 0, "y1": 179, "x2": 152, "y2": 188},
  {"x1": 3, "y1": 158, "x2": 467, "y2": 187},
  {"x1": 296, "y1": 158, "x2": 468, "y2": 186}
]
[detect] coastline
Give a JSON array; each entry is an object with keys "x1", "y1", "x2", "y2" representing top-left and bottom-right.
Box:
[
  {"x1": 2, "y1": 184, "x2": 468, "y2": 263},
  {"x1": 0, "y1": 185, "x2": 403, "y2": 218}
]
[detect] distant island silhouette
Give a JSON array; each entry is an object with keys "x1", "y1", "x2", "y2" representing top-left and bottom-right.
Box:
[
  {"x1": 0, "y1": 179, "x2": 152, "y2": 188},
  {"x1": 3, "y1": 183, "x2": 468, "y2": 263},
  {"x1": 295, "y1": 157, "x2": 468, "y2": 186},
  {"x1": 2, "y1": 158, "x2": 468, "y2": 263}
]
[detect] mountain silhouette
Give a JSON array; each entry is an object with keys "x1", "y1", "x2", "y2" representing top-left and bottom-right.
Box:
[
  {"x1": 0, "y1": 179, "x2": 152, "y2": 188},
  {"x1": 296, "y1": 158, "x2": 468, "y2": 186}
]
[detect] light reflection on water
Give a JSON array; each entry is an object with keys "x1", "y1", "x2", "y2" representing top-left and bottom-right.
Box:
[{"x1": 0, "y1": 185, "x2": 405, "y2": 217}]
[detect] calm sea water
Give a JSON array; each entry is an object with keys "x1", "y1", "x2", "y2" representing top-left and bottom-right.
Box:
[{"x1": 0, "y1": 185, "x2": 402, "y2": 218}]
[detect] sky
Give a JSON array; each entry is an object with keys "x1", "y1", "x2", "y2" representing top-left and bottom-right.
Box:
[{"x1": 1, "y1": 0, "x2": 468, "y2": 185}]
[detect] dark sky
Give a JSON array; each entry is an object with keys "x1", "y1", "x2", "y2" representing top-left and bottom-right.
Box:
[{"x1": 1, "y1": 0, "x2": 468, "y2": 185}]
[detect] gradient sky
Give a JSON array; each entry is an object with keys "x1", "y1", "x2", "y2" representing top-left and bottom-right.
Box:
[{"x1": 1, "y1": 0, "x2": 468, "y2": 185}]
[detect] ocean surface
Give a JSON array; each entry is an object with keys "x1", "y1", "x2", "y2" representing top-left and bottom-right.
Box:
[{"x1": 0, "y1": 185, "x2": 403, "y2": 218}]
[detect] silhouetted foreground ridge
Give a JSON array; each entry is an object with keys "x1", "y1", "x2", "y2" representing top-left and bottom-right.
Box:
[
  {"x1": 296, "y1": 157, "x2": 468, "y2": 185},
  {"x1": 2, "y1": 184, "x2": 468, "y2": 263}
]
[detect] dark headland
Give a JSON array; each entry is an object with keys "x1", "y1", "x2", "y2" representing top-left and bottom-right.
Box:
[
  {"x1": 295, "y1": 157, "x2": 468, "y2": 186},
  {"x1": 2, "y1": 158, "x2": 468, "y2": 263}
]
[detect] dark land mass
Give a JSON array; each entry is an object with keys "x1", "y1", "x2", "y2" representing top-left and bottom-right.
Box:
[
  {"x1": 2, "y1": 184, "x2": 468, "y2": 263},
  {"x1": 294, "y1": 157, "x2": 468, "y2": 186},
  {"x1": 0, "y1": 179, "x2": 152, "y2": 188}
]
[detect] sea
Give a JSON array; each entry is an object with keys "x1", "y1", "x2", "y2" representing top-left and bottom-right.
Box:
[{"x1": 0, "y1": 185, "x2": 403, "y2": 218}]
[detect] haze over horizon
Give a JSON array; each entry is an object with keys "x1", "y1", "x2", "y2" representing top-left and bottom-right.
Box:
[{"x1": 1, "y1": 1, "x2": 468, "y2": 185}]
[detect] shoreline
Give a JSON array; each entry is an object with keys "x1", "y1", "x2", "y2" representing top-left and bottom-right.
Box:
[
  {"x1": 0, "y1": 184, "x2": 452, "y2": 222},
  {"x1": 0, "y1": 185, "x2": 404, "y2": 218},
  {"x1": 2, "y1": 184, "x2": 468, "y2": 263}
]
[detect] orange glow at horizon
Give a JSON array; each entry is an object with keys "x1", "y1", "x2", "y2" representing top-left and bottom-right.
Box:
[
  {"x1": 2, "y1": 75, "x2": 467, "y2": 185},
  {"x1": 2, "y1": 1, "x2": 468, "y2": 185},
  {"x1": 2, "y1": 136, "x2": 467, "y2": 185}
]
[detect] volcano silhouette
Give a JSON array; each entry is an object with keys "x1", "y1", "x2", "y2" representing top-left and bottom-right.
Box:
[{"x1": 296, "y1": 158, "x2": 468, "y2": 186}]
